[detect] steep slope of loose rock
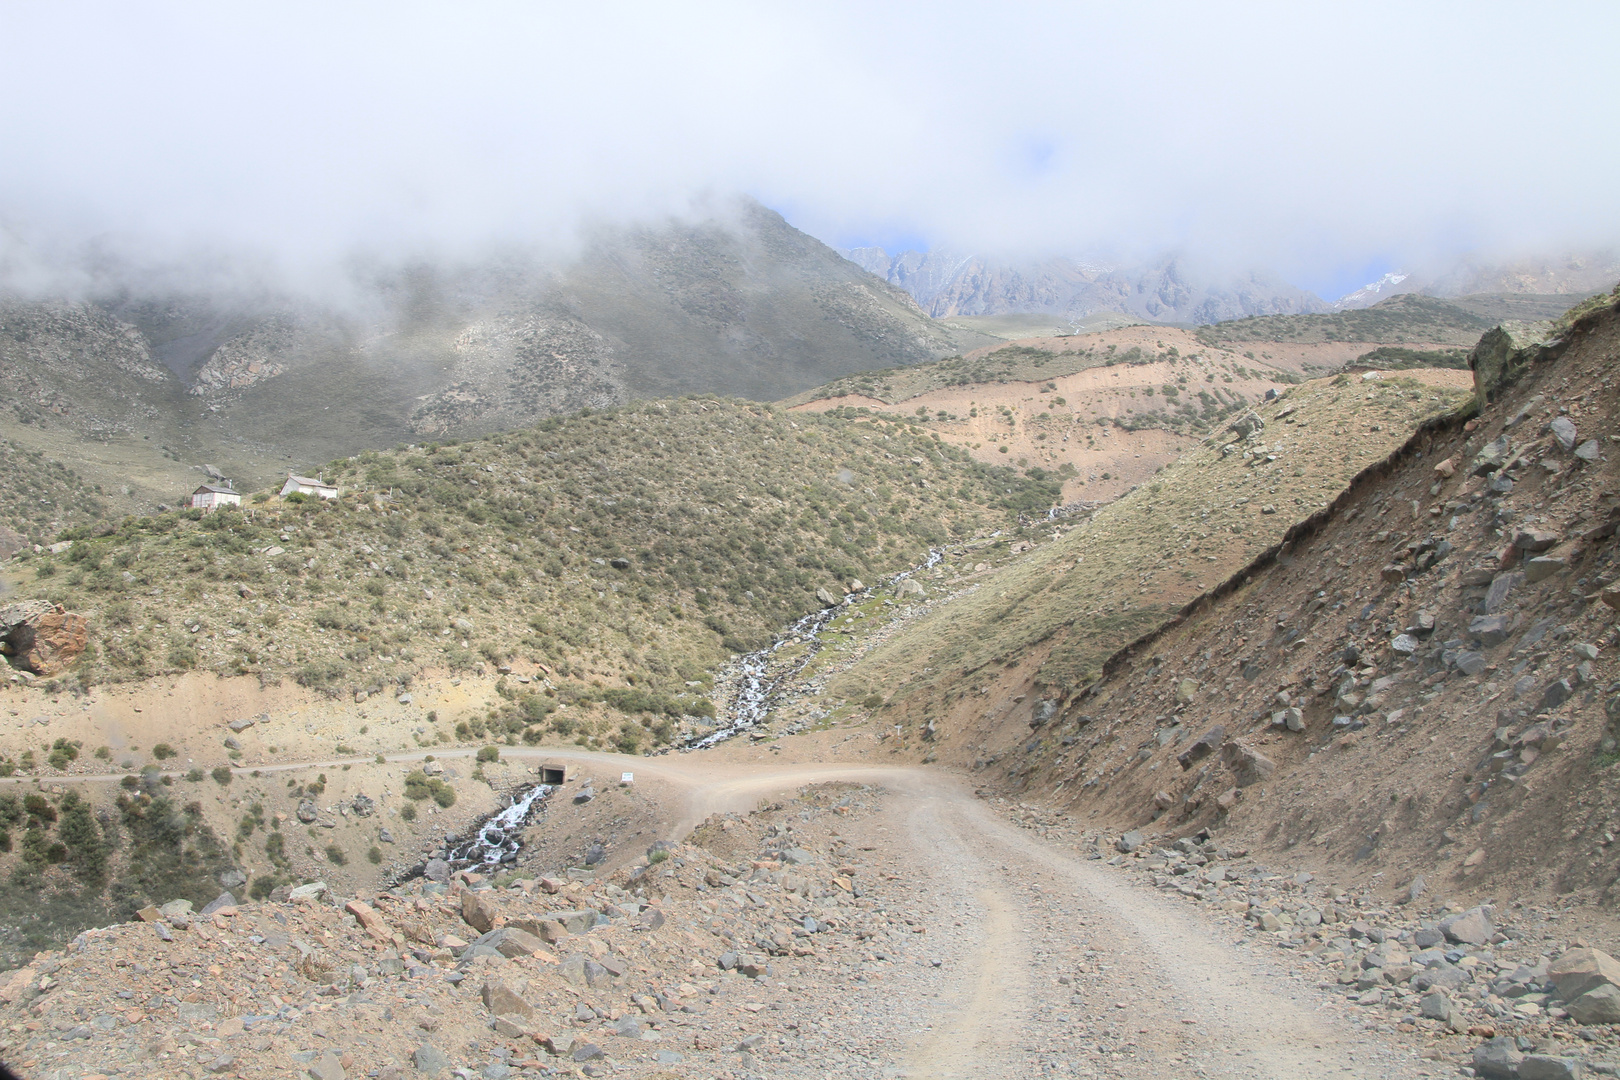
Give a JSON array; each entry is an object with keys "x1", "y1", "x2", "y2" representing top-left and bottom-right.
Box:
[{"x1": 963, "y1": 285, "x2": 1620, "y2": 912}]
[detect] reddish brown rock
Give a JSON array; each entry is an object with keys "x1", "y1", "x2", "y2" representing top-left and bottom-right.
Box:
[
  {"x1": 461, "y1": 889, "x2": 498, "y2": 934},
  {"x1": 3, "y1": 604, "x2": 89, "y2": 676}
]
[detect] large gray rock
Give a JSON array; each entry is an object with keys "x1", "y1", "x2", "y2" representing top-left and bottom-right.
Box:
[
  {"x1": 1438, "y1": 906, "x2": 1494, "y2": 946},
  {"x1": 1520, "y1": 1055, "x2": 1585, "y2": 1080},
  {"x1": 1549, "y1": 947, "x2": 1620, "y2": 1001},
  {"x1": 1419, "y1": 989, "x2": 1452, "y2": 1023},
  {"x1": 1470, "y1": 321, "x2": 1561, "y2": 404},
  {"x1": 1177, "y1": 725, "x2": 1225, "y2": 769},
  {"x1": 413, "y1": 1043, "x2": 450, "y2": 1075},
  {"x1": 1222, "y1": 742, "x2": 1275, "y2": 787},
  {"x1": 470, "y1": 927, "x2": 546, "y2": 959},
  {"x1": 1469, "y1": 615, "x2": 1510, "y2": 648},
  {"x1": 539, "y1": 909, "x2": 598, "y2": 935},
  {"x1": 1472, "y1": 434, "x2": 1511, "y2": 475},
  {"x1": 480, "y1": 979, "x2": 534, "y2": 1019},
  {"x1": 1412, "y1": 964, "x2": 1471, "y2": 991},
  {"x1": 1514, "y1": 528, "x2": 1561, "y2": 552},
  {"x1": 1115, "y1": 830, "x2": 1144, "y2": 854},
  {"x1": 1567, "y1": 984, "x2": 1620, "y2": 1025},
  {"x1": 200, "y1": 892, "x2": 237, "y2": 916},
  {"x1": 307, "y1": 1050, "x2": 346, "y2": 1080},
  {"x1": 1541, "y1": 679, "x2": 1574, "y2": 711},
  {"x1": 558, "y1": 954, "x2": 613, "y2": 988},
  {"x1": 1526, "y1": 556, "x2": 1568, "y2": 583},
  {"x1": 1550, "y1": 416, "x2": 1579, "y2": 452},
  {"x1": 1474, "y1": 1036, "x2": 1525, "y2": 1079},
  {"x1": 1483, "y1": 573, "x2": 1523, "y2": 614}
]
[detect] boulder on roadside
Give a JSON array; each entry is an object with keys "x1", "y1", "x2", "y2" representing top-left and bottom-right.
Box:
[
  {"x1": 1520, "y1": 1054, "x2": 1586, "y2": 1080},
  {"x1": 1419, "y1": 989, "x2": 1453, "y2": 1024},
  {"x1": 469, "y1": 927, "x2": 545, "y2": 959},
  {"x1": 1565, "y1": 983, "x2": 1620, "y2": 1025}
]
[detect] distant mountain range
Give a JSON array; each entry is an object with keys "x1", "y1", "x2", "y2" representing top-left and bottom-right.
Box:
[{"x1": 845, "y1": 247, "x2": 1620, "y2": 322}]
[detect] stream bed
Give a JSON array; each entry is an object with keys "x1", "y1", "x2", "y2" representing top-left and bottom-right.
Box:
[{"x1": 682, "y1": 549, "x2": 942, "y2": 751}]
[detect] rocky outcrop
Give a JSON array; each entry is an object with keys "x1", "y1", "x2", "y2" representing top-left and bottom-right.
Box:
[
  {"x1": 1468, "y1": 320, "x2": 1563, "y2": 406},
  {"x1": 1, "y1": 600, "x2": 89, "y2": 676}
]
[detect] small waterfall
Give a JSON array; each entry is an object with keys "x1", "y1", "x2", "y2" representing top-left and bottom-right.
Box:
[{"x1": 443, "y1": 783, "x2": 553, "y2": 868}]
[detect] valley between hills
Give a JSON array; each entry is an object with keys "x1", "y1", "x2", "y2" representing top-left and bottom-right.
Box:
[{"x1": 1, "y1": 267, "x2": 1620, "y2": 1079}]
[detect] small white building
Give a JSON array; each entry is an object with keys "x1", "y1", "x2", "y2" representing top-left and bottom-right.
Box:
[
  {"x1": 281, "y1": 474, "x2": 339, "y2": 500},
  {"x1": 190, "y1": 484, "x2": 241, "y2": 512}
]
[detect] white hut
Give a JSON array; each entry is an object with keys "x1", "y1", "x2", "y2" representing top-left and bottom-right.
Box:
[
  {"x1": 281, "y1": 474, "x2": 339, "y2": 500},
  {"x1": 190, "y1": 484, "x2": 241, "y2": 512}
]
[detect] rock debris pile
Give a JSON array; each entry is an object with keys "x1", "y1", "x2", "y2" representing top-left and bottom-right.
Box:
[
  {"x1": 1089, "y1": 818, "x2": 1620, "y2": 1078},
  {"x1": 0, "y1": 784, "x2": 937, "y2": 1080}
]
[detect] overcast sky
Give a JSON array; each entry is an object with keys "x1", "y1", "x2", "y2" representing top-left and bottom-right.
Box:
[{"x1": 2, "y1": 1, "x2": 1616, "y2": 298}]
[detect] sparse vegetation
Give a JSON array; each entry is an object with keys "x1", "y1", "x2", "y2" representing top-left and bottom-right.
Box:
[{"x1": 11, "y1": 401, "x2": 1058, "y2": 739}]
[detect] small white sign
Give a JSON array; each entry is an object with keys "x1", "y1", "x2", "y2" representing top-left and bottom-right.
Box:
[{"x1": 620, "y1": 772, "x2": 634, "y2": 784}]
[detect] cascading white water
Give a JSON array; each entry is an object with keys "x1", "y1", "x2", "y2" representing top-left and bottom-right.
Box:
[
  {"x1": 682, "y1": 549, "x2": 943, "y2": 751},
  {"x1": 443, "y1": 782, "x2": 553, "y2": 868}
]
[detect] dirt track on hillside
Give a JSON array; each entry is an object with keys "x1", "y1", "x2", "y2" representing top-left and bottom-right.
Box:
[{"x1": 3, "y1": 746, "x2": 1426, "y2": 1076}]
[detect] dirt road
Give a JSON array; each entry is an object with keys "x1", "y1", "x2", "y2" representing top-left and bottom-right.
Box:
[
  {"x1": 9, "y1": 746, "x2": 1425, "y2": 1077},
  {"x1": 541, "y1": 750, "x2": 1425, "y2": 1078}
]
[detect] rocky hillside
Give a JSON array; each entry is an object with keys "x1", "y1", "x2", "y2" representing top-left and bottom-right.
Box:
[
  {"x1": 0, "y1": 201, "x2": 991, "y2": 520},
  {"x1": 0, "y1": 778, "x2": 924, "y2": 1079},
  {"x1": 822, "y1": 367, "x2": 1470, "y2": 724},
  {"x1": 907, "y1": 284, "x2": 1620, "y2": 911},
  {"x1": 0, "y1": 439, "x2": 108, "y2": 553}
]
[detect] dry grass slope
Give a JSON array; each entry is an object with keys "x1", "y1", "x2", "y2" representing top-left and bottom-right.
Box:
[{"x1": 834, "y1": 371, "x2": 1471, "y2": 714}]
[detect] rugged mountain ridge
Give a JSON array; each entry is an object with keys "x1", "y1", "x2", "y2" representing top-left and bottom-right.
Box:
[
  {"x1": 844, "y1": 248, "x2": 1328, "y2": 323},
  {"x1": 848, "y1": 247, "x2": 1619, "y2": 326}
]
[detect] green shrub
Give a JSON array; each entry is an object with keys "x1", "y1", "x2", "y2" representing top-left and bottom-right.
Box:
[
  {"x1": 151, "y1": 742, "x2": 177, "y2": 760},
  {"x1": 47, "y1": 738, "x2": 81, "y2": 770},
  {"x1": 324, "y1": 844, "x2": 346, "y2": 866},
  {"x1": 403, "y1": 770, "x2": 456, "y2": 807},
  {"x1": 400, "y1": 802, "x2": 417, "y2": 822},
  {"x1": 476, "y1": 745, "x2": 500, "y2": 763},
  {"x1": 367, "y1": 846, "x2": 383, "y2": 865},
  {"x1": 210, "y1": 765, "x2": 233, "y2": 785}
]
